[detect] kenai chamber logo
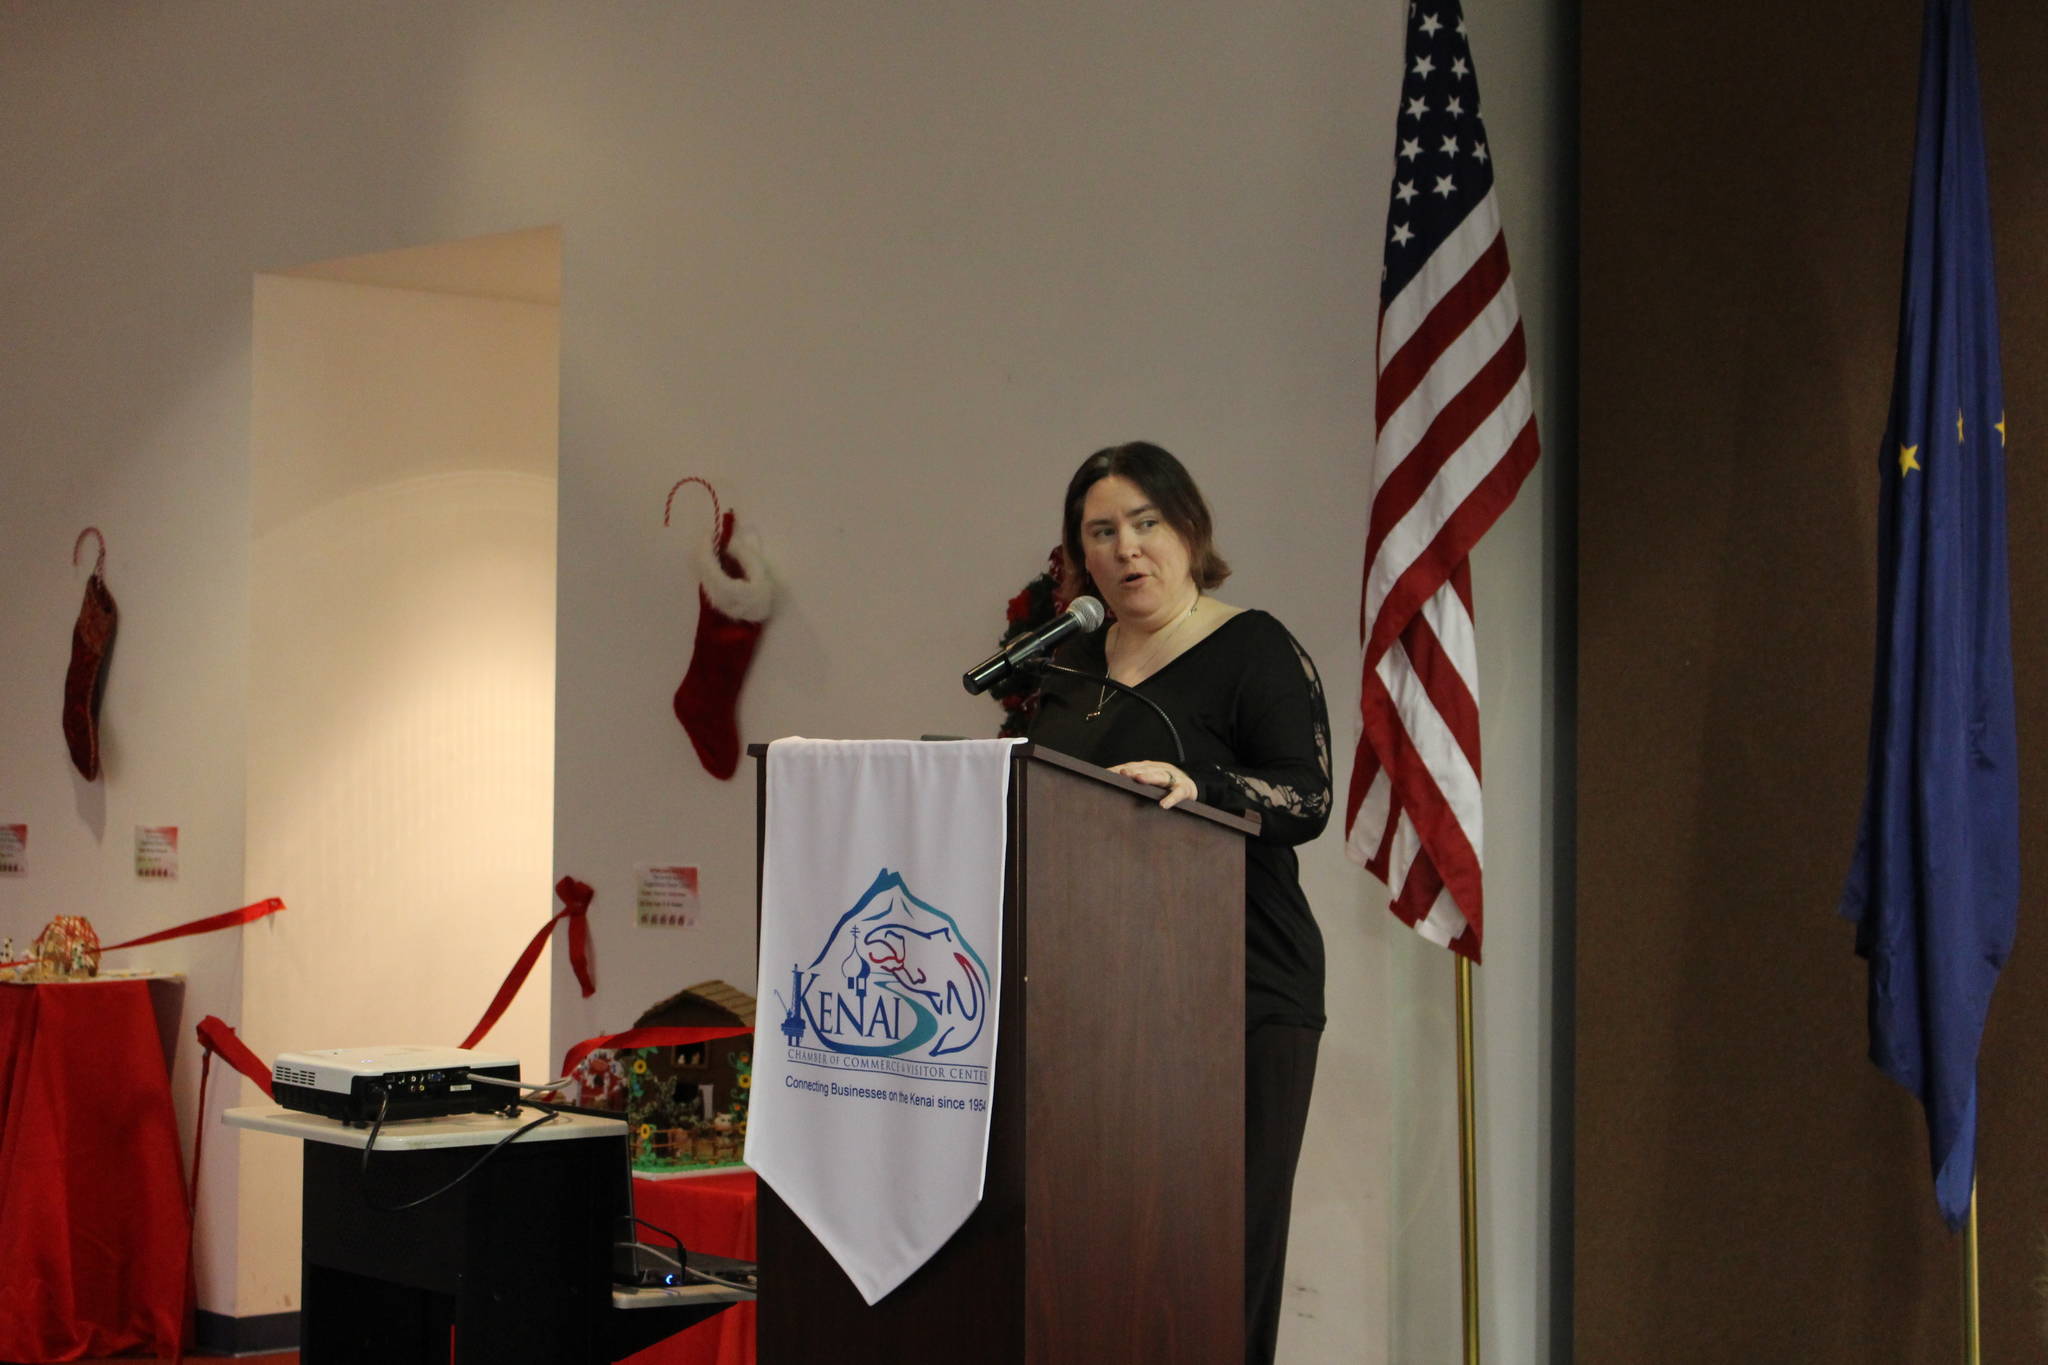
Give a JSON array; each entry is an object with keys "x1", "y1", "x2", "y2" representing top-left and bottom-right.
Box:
[{"x1": 777, "y1": 869, "x2": 991, "y2": 1062}]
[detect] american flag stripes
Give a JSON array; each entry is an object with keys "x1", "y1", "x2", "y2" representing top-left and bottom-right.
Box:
[{"x1": 1344, "y1": 0, "x2": 1539, "y2": 962}]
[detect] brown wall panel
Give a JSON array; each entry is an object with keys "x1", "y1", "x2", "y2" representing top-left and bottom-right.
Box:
[{"x1": 1580, "y1": 1, "x2": 2048, "y2": 1360}]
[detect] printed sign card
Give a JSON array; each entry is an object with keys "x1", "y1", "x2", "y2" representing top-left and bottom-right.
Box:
[
  {"x1": 636, "y1": 864, "x2": 701, "y2": 927},
  {"x1": 0, "y1": 825, "x2": 23, "y2": 875},
  {"x1": 135, "y1": 826, "x2": 178, "y2": 880}
]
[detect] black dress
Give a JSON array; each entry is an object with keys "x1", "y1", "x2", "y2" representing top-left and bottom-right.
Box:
[
  {"x1": 1026, "y1": 606, "x2": 1330, "y2": 1365},
  {"x1": 1026, "y1": 607, "x2": 1331, "y2": 1028}
]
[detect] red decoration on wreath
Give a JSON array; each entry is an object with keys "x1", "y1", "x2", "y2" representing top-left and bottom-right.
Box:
[{"x1": 987, "y1": 546, "x2": 1071, "y2": 738}]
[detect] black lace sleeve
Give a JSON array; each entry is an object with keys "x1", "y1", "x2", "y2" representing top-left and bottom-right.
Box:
[{"x1": 1188, "y1": 617, "x2": 1332, "y2": 847}]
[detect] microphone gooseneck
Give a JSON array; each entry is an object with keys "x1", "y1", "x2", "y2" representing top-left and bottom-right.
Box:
[{"x1": 1028, "y1": 660, "x2": 1186, "y2": 769}]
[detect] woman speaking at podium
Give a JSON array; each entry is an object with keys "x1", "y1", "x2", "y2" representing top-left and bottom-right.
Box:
[{"x1": 1025, "y1": 441, "x2": 1330, "y2": 1365}]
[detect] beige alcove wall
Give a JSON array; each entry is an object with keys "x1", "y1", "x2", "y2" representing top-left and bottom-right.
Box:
[{"x1": 239, "y1": 227, "x2": 560, "y2": 1315}]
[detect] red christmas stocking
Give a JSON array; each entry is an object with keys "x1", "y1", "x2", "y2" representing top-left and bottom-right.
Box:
[
  {"x1": 672, "y1": 499, "x2": 773, "y2": 779},
  {"x1": 63, "y1": 528, "x2": 118, "y2": 782}
]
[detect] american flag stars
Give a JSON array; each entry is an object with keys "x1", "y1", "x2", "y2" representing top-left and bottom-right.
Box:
[{"x1": 1384, "y1": 6, "x2": 1492, "y2": 267}]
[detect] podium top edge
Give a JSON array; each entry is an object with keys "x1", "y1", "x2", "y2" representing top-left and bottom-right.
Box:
[{"x1": 743, "y1": 740, "x2": 1259, "y2": 836}]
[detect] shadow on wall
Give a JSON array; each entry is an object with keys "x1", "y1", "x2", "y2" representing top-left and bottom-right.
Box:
[{"x1": 5, "y1": 7, "x2": 526, "y2": 528}]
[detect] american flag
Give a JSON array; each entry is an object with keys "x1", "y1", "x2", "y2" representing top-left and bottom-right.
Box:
[{"x1": 1344, "y1": 0, "x2": 1539, "y2": 962}]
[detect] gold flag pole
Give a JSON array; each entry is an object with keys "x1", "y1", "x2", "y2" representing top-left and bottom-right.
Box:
[
  {"x1": 1961, "y1": 1180, "x2": 1980, "y2": 1365},
  {"x1": 1455, "y1": 955, "x2": 1481, "y2": 1365}
]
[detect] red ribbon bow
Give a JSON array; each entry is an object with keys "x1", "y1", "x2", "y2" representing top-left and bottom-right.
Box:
[{"x1": 458, "y1": 876, "x2": 596, "y2": 1050}]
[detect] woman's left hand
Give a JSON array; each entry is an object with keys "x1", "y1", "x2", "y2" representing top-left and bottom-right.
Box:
[{"x1": 1110, "y1": 760, "x2": 1197, "y2": 810}]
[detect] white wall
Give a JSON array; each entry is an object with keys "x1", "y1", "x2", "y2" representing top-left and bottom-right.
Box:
[
  {"x1": 0, "y1": 3, "x2": 1568, "y2": 1356},
  {"x1": 240, "y1": 273, "x2": 557, "y2": 1312},
  {"x1": 1383, "y1": 0, "x2": 1575, "y2": 1360}
]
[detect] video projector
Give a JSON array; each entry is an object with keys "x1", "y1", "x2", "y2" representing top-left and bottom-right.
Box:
[{"x1": 272, "y1": 1045, "x2": 522, "y2": 1125}]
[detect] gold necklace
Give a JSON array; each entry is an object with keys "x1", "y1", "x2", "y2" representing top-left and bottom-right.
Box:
[{"x1": 1085, "y1": 596, "x2": 1200, "y2": 721}]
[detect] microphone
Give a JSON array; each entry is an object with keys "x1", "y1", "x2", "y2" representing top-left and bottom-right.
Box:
[{"x1": 962, "y1": 596, "x2": 1106, "y2": 695}]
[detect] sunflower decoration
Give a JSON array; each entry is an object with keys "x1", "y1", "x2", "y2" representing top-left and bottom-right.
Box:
[
  {"x1": 988, "y1": 546, "x2": 1071, "y2": 738},
  {"x1": 624, "y1": 1063, "x2": 680, "y2": 1145},
  {"x1": 727, "y1": 1050, "x2": 753, "y2": 1133}
]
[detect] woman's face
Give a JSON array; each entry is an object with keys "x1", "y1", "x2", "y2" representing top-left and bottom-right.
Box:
[{"x1": 1079, "y1": 474, "x2": 1194, "y2": 625}]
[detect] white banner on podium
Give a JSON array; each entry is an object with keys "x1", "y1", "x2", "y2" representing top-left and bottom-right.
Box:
[{"x1": 744, "y1": 737, "x2": 1019, "y2": 1304}]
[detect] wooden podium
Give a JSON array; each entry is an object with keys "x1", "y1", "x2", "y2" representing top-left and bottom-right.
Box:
[{"x1": 750, "y1": 743, "x2": 1254, "y2": 1365}]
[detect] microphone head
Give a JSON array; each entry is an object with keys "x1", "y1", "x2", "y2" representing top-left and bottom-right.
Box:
[{"x1": 1067, "y1": 596, "x2": 1106, "y2": 630}]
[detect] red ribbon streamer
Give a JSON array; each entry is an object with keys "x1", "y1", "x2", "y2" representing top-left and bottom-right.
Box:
[
  {"x1": 0, "y1": 897, "x2": 285, "y2": 971},
  {"x1": 194, "y1": 1015, "x2": 276, "y2": 1100},
  {"x1": 180, "y1": 1015, "x2": 275, "y2": 1365},
  {"x1": 558, "y1": 1025, "x2": 753, "y2": 1082},
  {"x1": 175, "y1": 1045, "x2": 211, "y2": 1365},
  {"x1": 102, "y1": 897, "x2": 286, "y2": 953},
  {"x1": 459, "y1": 877, "x2": 596, "y2": 1050}
]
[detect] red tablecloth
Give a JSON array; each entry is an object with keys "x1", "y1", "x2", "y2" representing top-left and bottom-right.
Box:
[
  {"x1": 0, "y1": 980, "x2": 188, "y2": 1362},
  {"x1": 621, "y1": 1170, "x2": 757, "y2": 1365}
]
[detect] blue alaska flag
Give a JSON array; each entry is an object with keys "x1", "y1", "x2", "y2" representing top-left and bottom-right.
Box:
[{"x1": 1841, "y1": 0, "x2": 2017, "y2": 1232}]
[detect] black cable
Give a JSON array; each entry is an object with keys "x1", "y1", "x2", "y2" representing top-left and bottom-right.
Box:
[
  {"x1": 357, "y1": 1087, "x2": 392, "y2": 1181},
  {"x1": 358, "y1": 1087, "x2": 560, "y2": 1213},
  {"x1": 683, "y1": 1262, "x2": 758, "y2": 1293},
  {"x1": 617, "y1": 1216, "x2": 757, "y2": 1295},
  {"x1": 1029, "y1": 660, "x2": 1188, "y2": 767},
  {"x1": 614, "y1": 1213, "x2": 692, "y2": 1286},
  {"x1": 627, "y1": 1212, "x2": 689, "y2": 1258}
]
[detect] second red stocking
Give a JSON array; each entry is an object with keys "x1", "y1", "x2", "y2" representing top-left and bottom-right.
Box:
[{"x1": 669, "y1": 484, "x2": 774, "y2": 779}]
